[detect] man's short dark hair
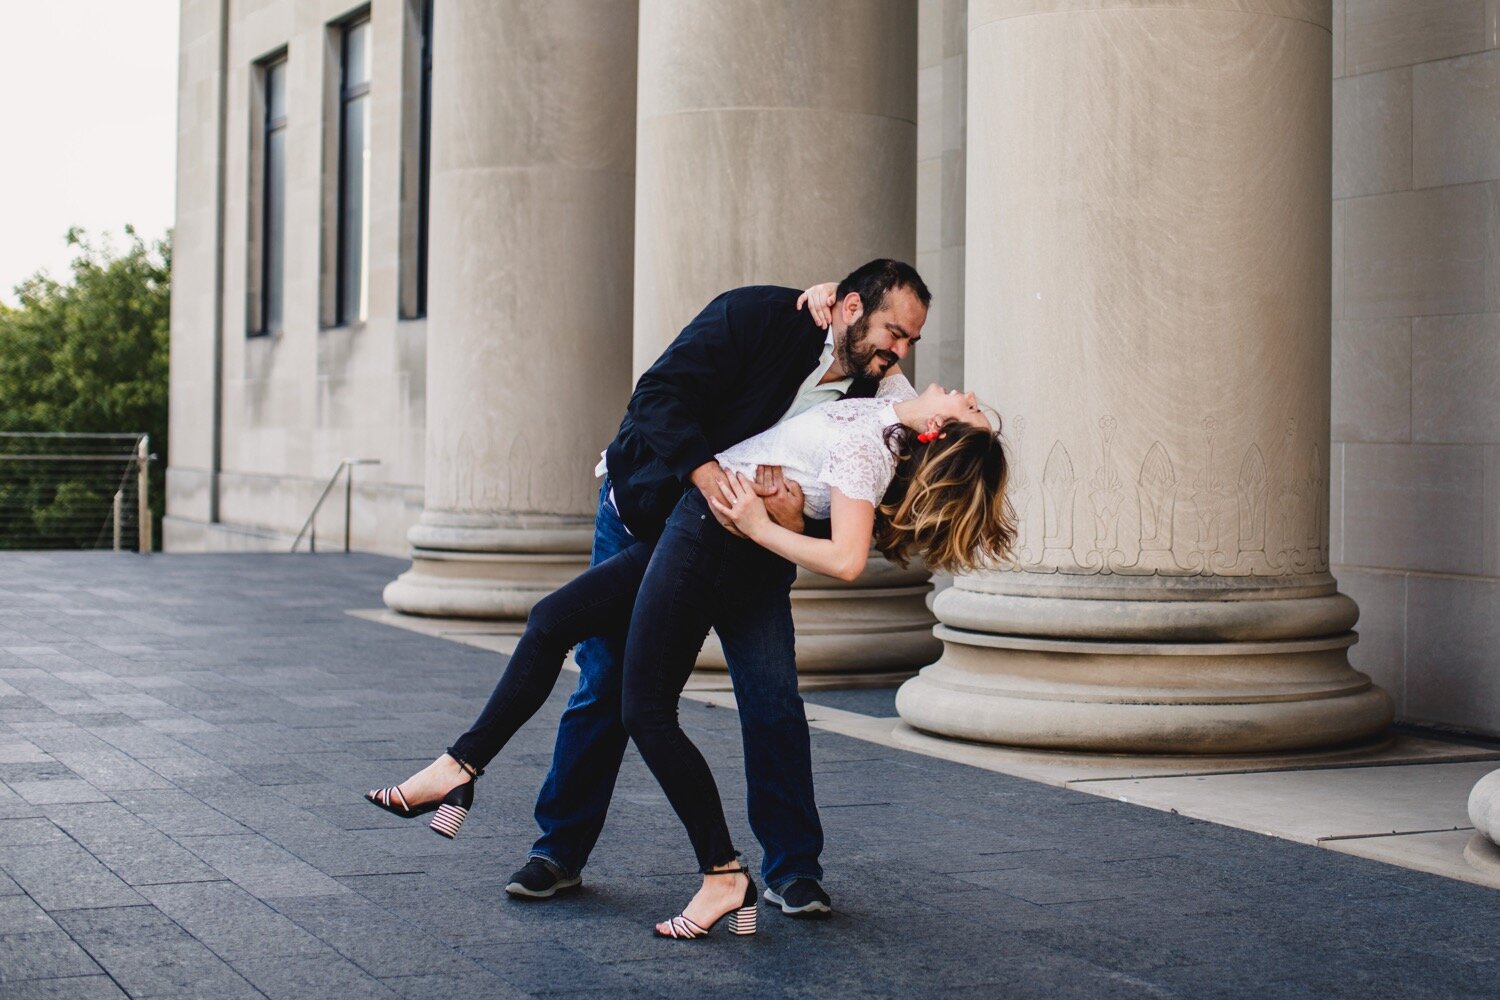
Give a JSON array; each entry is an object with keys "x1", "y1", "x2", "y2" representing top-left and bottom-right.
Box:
[{"x1": 835, "y1": 259, "x2": 932, "y2": 317}]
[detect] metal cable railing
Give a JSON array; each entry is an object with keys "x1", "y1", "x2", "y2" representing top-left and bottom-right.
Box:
[{"x1": 0, "y1": 433, "x2": 153, "y2": 551}]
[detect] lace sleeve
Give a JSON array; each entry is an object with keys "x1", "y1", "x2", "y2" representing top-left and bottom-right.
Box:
[
  {"x1": 819, "y1": 422, "x2": 898, "y2": 506},
  {"x1": 875, "y1": 373, "x2": 917, "y2": 402}
]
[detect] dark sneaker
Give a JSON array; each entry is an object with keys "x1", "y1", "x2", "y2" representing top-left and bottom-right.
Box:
[
  {"x1": 504, "y1": 857, "x2": 582, "y2": 900},
  {"x1": 764, "y1": 878, "x2": 832, "y2": 919}
]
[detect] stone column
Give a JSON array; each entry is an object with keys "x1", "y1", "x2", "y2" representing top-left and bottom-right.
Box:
[
  {"x1": 1468, "y1": 771, "x2": 1500, "y2": 875},
  {"x1": 383, "y1": 0, "x2": 636, "y2": 618},
  {"x1": 634, "y1": 0, "x2": 938, "y2": 680},
  {"x1": 897, "y1": 0, "x2": 1394, "y2": 751},
  {"x1": 914, "y1": 0, "x2": 967, "y2": 392}
]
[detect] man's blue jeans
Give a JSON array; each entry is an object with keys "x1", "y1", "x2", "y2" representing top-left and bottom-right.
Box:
[{"x1": 529, "y1": 480, "x2": 825, "y2": 890}]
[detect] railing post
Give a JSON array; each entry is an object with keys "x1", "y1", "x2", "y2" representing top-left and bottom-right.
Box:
[
  {"x1": 290, "y1": 458, "x2": 379, "y2": 554},
  {"x1": 343, "y1": 460, "x2": 353, "y2": 553},
  {"x1": 136, "y1": 435, "x2": 151, "y2": 554},
  {"x1": 112, "y1": 491, "x2": 123, "y2": 551}
]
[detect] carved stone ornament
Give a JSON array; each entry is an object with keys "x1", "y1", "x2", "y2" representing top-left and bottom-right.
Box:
[{"x1": 999, "y1": 413, "x2": 1329, "y2": 578}]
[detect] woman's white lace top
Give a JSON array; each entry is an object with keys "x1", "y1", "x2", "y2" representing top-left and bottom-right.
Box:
[{"x1": 716, "y1": 375, "x2": 918, "y2": 517}]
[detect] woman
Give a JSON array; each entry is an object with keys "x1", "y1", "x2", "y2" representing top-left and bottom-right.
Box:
[{"x1": 368, "y1": 375, "x2": 1015, "y2": 938}]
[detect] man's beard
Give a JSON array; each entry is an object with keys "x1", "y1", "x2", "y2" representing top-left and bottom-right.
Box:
[{"x1": 837, "y1": 313, "x2": 898, "y2": 379}]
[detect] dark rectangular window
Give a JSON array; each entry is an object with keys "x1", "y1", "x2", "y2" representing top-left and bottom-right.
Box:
[
  {"x1": 336, "y1": 14, "x2": 372, "y2": 326},
  {"x1": 399, "y1": 0, "x2": 433, "y2": 320},
  {"x1": 255, "y1": 56, "x2": 288, "y2": 335},
  {"x1": 415, "y1": 0, "x2": 432, "y2": 318}
]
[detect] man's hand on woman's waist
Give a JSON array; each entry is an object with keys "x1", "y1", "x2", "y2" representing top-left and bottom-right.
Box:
[
  {"x1": 754, "y1": 465, "x2": 805, "y2": 535},
  {"x1": 692, "y1": 461, "x2": 806, "y2": 537}
]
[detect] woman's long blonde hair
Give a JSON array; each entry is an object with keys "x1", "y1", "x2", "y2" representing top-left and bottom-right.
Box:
[{"x1": 874, "y1": 419, "x2": 1016, "y2": 575}]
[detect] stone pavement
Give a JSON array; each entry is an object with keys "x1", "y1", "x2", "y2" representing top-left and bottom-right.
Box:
[{"x1": 0, "y1": 553, "x2": 1496, "y2": 999}]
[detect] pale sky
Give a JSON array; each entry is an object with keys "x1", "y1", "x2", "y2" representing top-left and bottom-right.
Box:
[{"x1": 0, "y1": 2, "x2": 180, "y2": 305}]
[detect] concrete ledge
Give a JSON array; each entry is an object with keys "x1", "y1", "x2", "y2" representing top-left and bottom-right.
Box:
[{"x1": 163, "y1": 515, "x2": 292, "y2": 553}]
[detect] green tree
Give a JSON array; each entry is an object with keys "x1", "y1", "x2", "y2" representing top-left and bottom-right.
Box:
[{"x1": 0, "y1": 227, "x2": 171, "y2": 549}]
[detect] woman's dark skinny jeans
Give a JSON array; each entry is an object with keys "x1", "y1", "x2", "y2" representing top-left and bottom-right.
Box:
[
  {"x1": 446, "y1": 539, "x2": 652, "y2": 778},
  {"x1": 446, "y1": 490, "x2": 784, "y2": 874}
]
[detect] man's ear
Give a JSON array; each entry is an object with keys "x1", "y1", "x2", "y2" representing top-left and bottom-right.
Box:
[{"x1": 840, "y1": 292, "x2": 864, "y2": 324}]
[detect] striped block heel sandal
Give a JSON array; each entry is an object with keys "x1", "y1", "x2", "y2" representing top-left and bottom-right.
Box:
[
  {"x1": 427, "y1": 780, "x2": 474, "y2": 839},
  {"x1": 364, "y1": 758, "x2": 481, "y2": 839},
  {"x1": 654, "y1": 868, "x2": 758, "y2": 940}
]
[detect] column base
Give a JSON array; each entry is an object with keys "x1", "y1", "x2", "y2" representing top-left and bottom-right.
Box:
[
  {"x1": 696, "y1": 559, "x2": 941, "y2": 676},
  {"x1": 896, "y1": 626, "x2": 1394, "y2": 754},
  {"x1": 383, "y1": 511, "x2": 591, "y2": 619},
  {"x1": 383, "y1": 547, "x2": 590, "y2": 619},
  {"x1": 1465, "y1": 833, "x2": 1500, "y2": 881}
]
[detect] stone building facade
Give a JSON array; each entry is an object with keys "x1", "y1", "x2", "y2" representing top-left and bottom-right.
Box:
[
  {"x1": 166, "y1": 1, "x2": 1500, "y2": 749},
  {"x1": 1328, "y1": 0, "x2": 1500, "y2": 739},
  {"x1": 168, "y1": 0, "x2": 431, "y2": 554}
]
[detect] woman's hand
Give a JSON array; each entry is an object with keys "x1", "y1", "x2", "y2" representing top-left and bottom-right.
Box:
[
  {"x1": 755, "y1": 465, "x2": 806, "y2": 534},
  {"x1": 708, "y1": 472, "x2": 772, "y2": 539},
  {"x1": 795, "y1": 282, "x2": 838, "y2": 329}
]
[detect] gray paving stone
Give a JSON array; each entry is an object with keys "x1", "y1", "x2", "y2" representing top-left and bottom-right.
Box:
[
  {"x1": 460, "y1": 938, "x2": 643, "y2": 994},
  {"x1": 5, "y1": 780, "x2": 110, "y2": 807},
  {"x1": 184, "y1": 783, "x2": 349, "y2": 847},
  {"x1": 0, "y1": 819, "x2": 67, "y2": 849},
  {"x1": 52, "y1": 750, "x2": 175, "y2": 792},
  {"x1": 107, "y1": 789, "x2": 249, "y2": 838},
  {"x1": 0, "y1": 896, "x2": 61, "y2": 936},
  {"x1": 2, "y1": 724, "x2": 109, "y2": 757},
  {"x1": 42, "y1": 803, "x2": 215, "y2": 880},
  {"x1": 381, "y1": 969, "x2": 531, "y2": 999},
  {"x1": 335, "y1": 874, "x2": 546, "y2": 948},
  {"x1": 278, "y1": 838, "x2": 414, "y2": 879},
  {"x1": 226, "y1": 952, "x2": 401, "y2": 1000},
  {"x1": 0, "y1": 842, "x2": 145, "y2": 911},
  {"x1": 50, "y1": 905, "x2": 261, "y2": 999},
  {"x1": 0, "y1": 764, "x2": 75, "y2": 785},
  {"x1": 0, "y1": 788, "x2": 42, "y2": 823},
  {"x1": 224, "y1": 863, "x2": 351, "y2": 900},
  {"x1": 53, "y1": 713, "x2": 138, "y2": 729},
  {"x1": 174, "y1": 835, "x2": 351, "y2": 899},
  {"x1": 0, "y1": 975, "x2": 130, "y2": 999},
  {"x1": 0, "y1": 931, "x2": 103, "y2": 983},
  {"x1": 0, "y1": 741, "x2": 52, "y2": 766},
  {"x1": 175, "y1": 833, "x2": 310, "y2": 869},
  {"x1": 268, "y1": 893, "x2": 483, "y2": 979},
  {"x1": 136, "y1": 753, "x2": 238, "y2": 783},
  {"x1": 802, "y1": 687, "x2": 899, "y2": 718},
  {"x1": 138, "y1": 881, "x2": 328, "y2": 958},
  {"x1": 79, "y1": 726, "x2": 192, "y2": 760}
]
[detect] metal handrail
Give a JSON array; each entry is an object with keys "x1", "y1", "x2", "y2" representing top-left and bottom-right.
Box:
[
  {"x1": 0, "y1": 432, "x2": 143, "y2": 439},
  {"x1": 291, "y1": 458, "x2": 380, "y2": 553}
]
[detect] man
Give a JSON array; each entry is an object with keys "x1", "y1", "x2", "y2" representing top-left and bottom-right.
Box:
[{"x1": 505, "y1": 259, "x2": 930, "y2": 919}]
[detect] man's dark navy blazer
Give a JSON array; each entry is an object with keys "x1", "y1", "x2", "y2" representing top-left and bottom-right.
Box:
[{"x1": 604, "y1": 285, "x2": 880, "y2": 540}]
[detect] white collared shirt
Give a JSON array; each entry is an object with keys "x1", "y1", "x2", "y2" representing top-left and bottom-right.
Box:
[{"x1": 776, "y1": 329, "x2": 853, "y2": 423}]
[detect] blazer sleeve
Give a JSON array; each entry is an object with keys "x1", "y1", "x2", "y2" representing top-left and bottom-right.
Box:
[{"x1": 625, "y1": 291, "x2": 746, "y2": 482}]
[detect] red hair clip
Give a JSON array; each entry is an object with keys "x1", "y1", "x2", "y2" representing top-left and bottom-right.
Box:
[{"x1": 917, "y1": 430, "x2": 938, "y2": 444}]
